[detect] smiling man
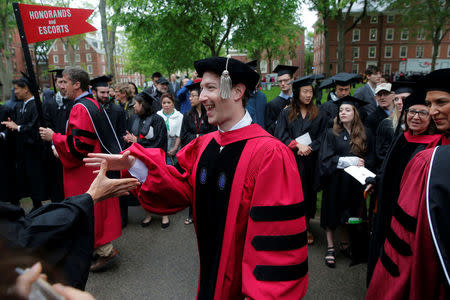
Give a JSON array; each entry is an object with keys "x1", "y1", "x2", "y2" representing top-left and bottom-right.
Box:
[{"x1": 85, "y1": 57, "x2": 308, "y2": 299}]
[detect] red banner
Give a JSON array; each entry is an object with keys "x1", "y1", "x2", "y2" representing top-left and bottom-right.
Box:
[{"x1": 18, "y1": 3, "x2": 96, "y2": 44}]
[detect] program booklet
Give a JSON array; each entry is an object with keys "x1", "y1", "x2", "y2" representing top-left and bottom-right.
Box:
[{"x1": 344, "y1": 166, "x2": 376, "y2": 185}]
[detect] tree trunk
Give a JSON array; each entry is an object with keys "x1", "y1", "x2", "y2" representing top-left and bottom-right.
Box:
[
  {"x1": 336, "y1": 13, "x2": 346, "y2": 73},
  {"x1": 431, "y1": 32, "x2": 440, "y2": 72},
  {"x1": 99, "y1": 0, "x2": 111, "y2": 75},
  {"x1": 0, "y1": 14, "x2": 13, "y2": 101},
  {"x1": 323, "y1": 16, "x2": 331, "y2": 77}
]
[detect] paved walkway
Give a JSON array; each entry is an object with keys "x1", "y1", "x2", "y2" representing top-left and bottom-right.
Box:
[{"x1": 86, "y1": 207, "x2": 367, "y2": 299}]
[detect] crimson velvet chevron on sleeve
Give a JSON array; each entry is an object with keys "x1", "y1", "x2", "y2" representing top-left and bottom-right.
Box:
[{"x1": 123, "y1": 124, "x2": 308, "y2": 299}]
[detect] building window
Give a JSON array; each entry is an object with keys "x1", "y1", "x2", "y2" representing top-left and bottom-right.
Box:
[
  {"x1": 401, "y1": 30, "x2": 409, "y2": 40},
  {"x1": 417, "y1": 28, "x2": 426, "y2": 40},
  {"x1": 353, "y1": 16, "x2": 361, "y2": 24},
  {"x1": 432, "y1": 46, "x2": 441, "y2": 57},
  {"x1": 75, "y1": 54, "x2": 80, "y2": 62},
  {"x1": 272, "y1": 60, "x2": 279, "y2": 71},
  {"x1": 387, "y1": 15, "x2": 394, "y2": 23},
  {"x1": 448, "y1": 45, "x2": 450, "y2": 57},
  {"x1": 102, "y1": 66, "x2": 106, "y2": 74},
  {"x1": 53, "y1": 55, "x2": 59, "y2": 63},
  {"x1": 101, "y1": 55, "x2": 105, "y2": 62},
  {"x1": 352, "y1": 29, "x2": 360, "y2": 41},
  {"x1": 63, "y1": 44, "x2": 66, "y2": 51},
  {"x1": 416, "y1": 46, "x2": 424, "y2": 58},
  {"x1": 74, "y1": 44, "x2": 79, "y2": 50},
  {"x1": 384, "y1": 64, "x2": 391, "y2": 74},
  {"x1": 368, "y1": 47, "x2": 376, "y2": 58},
  {"x1": 370, "y1": 16, "x2": 378, "y2": 24},
  {"x1": 369, "y1": 28, "x2": 377, "y2": 41},
  {"x1": 87, "y1": 65, "x2": 93, "y2": 74},
  {"x1": 260, "y1": 60, "x2": 268, "y2": 73},
  {"x1": 385, "y1": 46, "x2": 392, "y2": 58},
  {"x1": 351, "y1": 64, "x2": 359, "y2": 74},
  {"x1": 85, "y1": 43, "x2": 90, "y2": 50},
  {"x1": 400, "y1": 46, "x2": 408, "y2": 58},
  {"x1": 53, "y1": 44, "x2": 58, "y2": 51},
  {"x1": 286, "y1": 59, "x2": 292, "y2": 66},
  {"x1": 352, "y1": 47, "x2": 360, "y2": 59},
  {"x1": 64, "y1": 54, "x2": 68, "y2": 63},
  {"x1": 86, "y1": 53, "x2": 92, "y2": 62},
  {"x1": 386, "y1": 28, "x2": 394, "y2": 40}
]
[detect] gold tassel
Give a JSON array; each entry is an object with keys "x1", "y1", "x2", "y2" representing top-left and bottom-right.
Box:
[{"x1": 220, "y1": 55, "x2": 232, "y2": 99}]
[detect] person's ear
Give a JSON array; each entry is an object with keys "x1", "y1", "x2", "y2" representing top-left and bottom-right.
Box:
[{"x1": 231, "y1": 83, "x2": 245, "y2": 103}]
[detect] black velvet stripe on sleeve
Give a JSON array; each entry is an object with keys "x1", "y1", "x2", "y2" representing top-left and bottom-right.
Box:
[
  {"x1": 71, "y1": 129, "x2": 97, "y2": 140},
  {"x1": 386, "y1": 227, "x2": 412, "y2": 256},
  {"x1": 253, "y1": 259, "x2": 308, "y2": 281},
  {"x1": 380, "y1": 247, "x2": 400, "y2": 277},
  {"x1": 67, "y1": 136, "x2": 86, "y2": 161},
  {"x1": 251, "y1": 231, "x2": 307, "y2": 251},
  {"x1": 250, "y1": 202, "x2": 304, "y2": 222},
  {"x1": 75, "y1": 139, "x2": 95, "y2": 152},
  {"x1": 393, "y1": 203, "x2": 417, "y2": 233}
]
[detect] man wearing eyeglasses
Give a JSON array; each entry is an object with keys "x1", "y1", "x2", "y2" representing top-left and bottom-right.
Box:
[
  {"x1": 264, "y1": 64, "x2": 298, "y2": 134},
  {"x1": 365, "y1": 83, "x2": 394, "y2": 135}
]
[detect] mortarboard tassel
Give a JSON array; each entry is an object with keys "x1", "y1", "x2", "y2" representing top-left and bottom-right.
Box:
[{"x1": 220, "y1": 55, "x2": 232, "y2": 99}]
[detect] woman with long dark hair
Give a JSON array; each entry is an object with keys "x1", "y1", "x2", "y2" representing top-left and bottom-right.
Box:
[
  {"x1": 274, "y1": 76, "x2": 327, "y2": 244},
  {"x1": 123, "y1": 93, "x2": 168, "y2": 227},
  {"x1": 179, "y1": 80, "x2": 215, "y2": 224},
  {"x1": 318, "y1": 96, "x2": 375, "y2": 268}
]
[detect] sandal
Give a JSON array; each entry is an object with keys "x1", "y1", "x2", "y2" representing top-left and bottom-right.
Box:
[
  {"x1": 325, "y1": 247, "x2": 336, "y2": 268},
  {"x1": 340, "y1": 242, "x2": 352, "y2": 258},
  {"x1": 184, "y1": 217, "x2": 193, "y2": 225},
  {"x1": 307, "y1": 230, "x2": 314, "y2": 245}
]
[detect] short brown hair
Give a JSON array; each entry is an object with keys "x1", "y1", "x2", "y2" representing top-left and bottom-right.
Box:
[{"x1": 115, "y1": 82, "x2": 132, "y2": 100}]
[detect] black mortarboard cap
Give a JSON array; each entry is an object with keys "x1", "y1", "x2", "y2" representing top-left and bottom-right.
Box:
[
  {"x1": 273, "y1": 64, "x2": 299, "y2": 77},
  {"x1": 157, "y1": 77, "x2": 169, "y2": 85},
  {"x1": 90, "y1": 75, "x2": 110, "y2": 88},
  {"x1": 335, "y1": 95, "x2": 369, "y2": 109},
  {"x1": 403, "y1": 88, "x2": 427, "y2": 110},
  {"x1": 139, "y1": 90, "x2": 158, "y2": 105},
  {"x1": 292, "y1": 76, "x2": 315, "y2": 91},
  {"x1": 332, "y1": 72, "x2": 360, "y2": 86},
  {"x1": 194, "y1": 57, "x2": 260, "y2": 92},
  {"x1": 49, "y1": 68, "x2": 64, "y2": 78},
  {"x1": 308, "y1": 74, "x2": 325, "y2": 80},
  {"x1": 392, "y1": 81, "x2": 415, "y2": 95},
  {"x1": 418, "y1": 68, "x2": 450, "y2": 93},
  {"x1": 246, "y1": 60, "x2": 258, "y2": 70}
]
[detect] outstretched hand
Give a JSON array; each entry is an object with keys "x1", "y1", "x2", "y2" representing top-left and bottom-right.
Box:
[
  {"x1": 84, "y1": 150, "x2": 136, "y2": 173},
  {"x1": 86, "y1": 160, "x2": 140, "y2": 204}
]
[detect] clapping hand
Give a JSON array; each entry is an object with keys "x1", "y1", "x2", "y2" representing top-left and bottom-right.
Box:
[{"x1": 84, "y1": 150, "x2": 137, "y2": 173}]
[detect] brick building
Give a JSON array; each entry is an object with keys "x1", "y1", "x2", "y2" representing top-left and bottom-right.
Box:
[
  {"x1": 47, "y1": 35, "x2": 146, "y2": 87},
  {"x1": 313, "y1": 13, "x2": 450, "y2": 75}
]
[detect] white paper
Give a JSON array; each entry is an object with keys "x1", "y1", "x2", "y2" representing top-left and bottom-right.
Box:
[
  {"x1": 344, "y1": 166, "x2": 376, "y2": 185},
  {"x1": 295, "y1": 132, "x2": 312, "y2": 145}
]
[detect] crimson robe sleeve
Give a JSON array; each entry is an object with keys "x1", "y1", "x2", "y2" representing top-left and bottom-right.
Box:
[
  {"x1": 242, "y1": 142, "x2": 308, "y2": 299},
  {"x1": 366, "y1": 149, "x2": 445, "y2": 300},
  {"x1": 53, "y1": 104, "x2": 99, "y2": 169},
  {"x1": 121, "y1": 139, "x2": 199, "y2": 215}
]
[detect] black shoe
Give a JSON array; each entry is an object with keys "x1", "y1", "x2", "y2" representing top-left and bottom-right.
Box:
[
  {"x1": 141, "y1": 217, "x2": 152, "y2": 227},
  {"x1": 161, "y1": 219, "x2": 170, "y2": 229}
]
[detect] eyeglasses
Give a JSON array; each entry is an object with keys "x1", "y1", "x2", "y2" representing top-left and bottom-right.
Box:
[{"x1": 405, "y1": 108, "x2": 429, "y2": 118}]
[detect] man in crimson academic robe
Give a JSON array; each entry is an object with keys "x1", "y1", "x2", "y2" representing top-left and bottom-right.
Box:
[
  {"x1": 85, "y1": 57, "x2": 308, "y2": 299},
  {"x1": 39, "y1": 67, "x2": 122, "y2": 272}
]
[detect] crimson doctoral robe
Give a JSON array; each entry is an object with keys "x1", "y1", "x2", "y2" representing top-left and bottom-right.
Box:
[
  {"x1": 53, "y1": 96, "x2": 121, "y2": 248},
  {"x1": 123, "y1": 124, "x2": 308, "y2": 299},
  {"x1": 366, "y1": 146, "x2": 450, "y2": 300}
]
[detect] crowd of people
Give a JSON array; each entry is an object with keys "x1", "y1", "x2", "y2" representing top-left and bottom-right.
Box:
[{"x1": 0, "y1": 56, "x2": 448, "y2": 299}]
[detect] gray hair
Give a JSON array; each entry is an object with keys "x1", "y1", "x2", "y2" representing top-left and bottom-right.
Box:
[{"x1": 63, "y1": 67, "x2": 90, "y2": 91}]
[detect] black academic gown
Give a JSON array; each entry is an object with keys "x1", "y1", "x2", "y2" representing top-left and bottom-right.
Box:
[
  {"x1": 366, "y1": 131, "x2": 441, "y2": 285},
  {"x1": 318, "y1": 127, "x2": 376, "y2": 230},
  {"x1": 0, "y1": 105, "x2": 18, "y2": 203},
  {"x1": 274, "y1": 108, "x2": 328, "y2": 218},
  {"x1": 13, "y1": 99, "x2": 47, "y2": 206},
  {"x1": 130, "y1": 113, "x2": 168, "y2": 151},
  {"x1": 365, "y1": 107, "x2": 389, "y2": 136},
  {"x1": 103, "y1": 99, "x2": 127, "y2": 149},
  {"x1": 43, "y1": 95, "x2": 73, "y2": 203},
  {"x1": 318, "y1": 98, "x2": 339, "y2": 128},
  {"x1": 180, "y1": 107, "x2": 216, "y2": 148},
  {"x1": 375, "y1": 118, "x2": 395, "y2": 171},
  {"x1": 0, "y1": 193, "x2": 94, "y2": 290},
  {"x1": 264, "y1": 96, "x2": 291, "y2": 135}
]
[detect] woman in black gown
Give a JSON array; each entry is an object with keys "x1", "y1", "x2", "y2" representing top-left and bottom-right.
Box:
[
  {"x1": 123, "y1": 93, "x2": 168, "y2": 227},
  {"x1": 366, "y1": 90, "x2": 441, "y2": 284},
  {"x1": 180, "y1": 80, "x2": 215, "y2": 224},
  {"x1": 274, "y1": 76, "x2": 327, "y2": 244},
  {"x1": 318, "y1": 96, "x2": 375, "y2": 268}
]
